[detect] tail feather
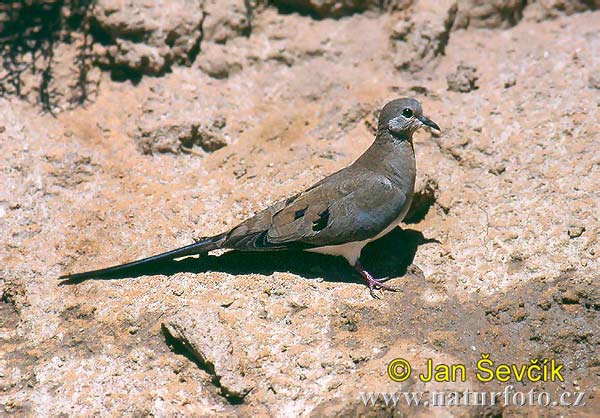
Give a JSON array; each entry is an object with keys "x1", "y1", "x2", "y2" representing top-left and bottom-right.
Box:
[{"x1": 58, "y1": 233, "x2": 227, "y2": 281}]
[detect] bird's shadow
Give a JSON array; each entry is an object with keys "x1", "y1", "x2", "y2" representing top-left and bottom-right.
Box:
[{"x1": 60, "y1": 228, "x2": 439, "y2": 286}]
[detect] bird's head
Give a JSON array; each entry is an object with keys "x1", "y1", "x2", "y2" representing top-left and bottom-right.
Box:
[{"x1": 378, "y1": 98, "x2": 440, "y2": 140}]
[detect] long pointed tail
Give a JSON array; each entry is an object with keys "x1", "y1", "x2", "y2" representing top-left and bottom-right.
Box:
[{"x1": 58, "y1": 233, "x2": 227, "y2": 281}]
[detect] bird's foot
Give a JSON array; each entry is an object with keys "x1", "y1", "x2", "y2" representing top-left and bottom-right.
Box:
[
  {"x1": 354, "y1": 261, "x2": 399, "y2": 299},
  {"x1": 366, "y1": 277, "x2": 399, "y2": 299}
]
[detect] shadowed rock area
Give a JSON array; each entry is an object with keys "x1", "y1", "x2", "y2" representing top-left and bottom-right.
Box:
[{"x1": 1, "y1": 0, "x2": 599, "y2": 415}]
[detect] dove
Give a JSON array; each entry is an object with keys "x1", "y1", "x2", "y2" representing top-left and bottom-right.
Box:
[{"x1": 59, "y1": 98, "x2": 440, "y2": 297}]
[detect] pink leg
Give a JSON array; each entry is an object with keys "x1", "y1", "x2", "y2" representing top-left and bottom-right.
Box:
[{"x1": 354, "y1": 260, "x2": 399, "y2": 299}]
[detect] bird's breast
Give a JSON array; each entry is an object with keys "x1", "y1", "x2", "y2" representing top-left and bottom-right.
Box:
[{"x1": 371, "y1": 187, "x2": 414, "y2": 241}]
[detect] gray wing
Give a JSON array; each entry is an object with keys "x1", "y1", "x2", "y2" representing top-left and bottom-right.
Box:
[{"x1": 224, "y1": 169, "x2": 408, "y2": 250}]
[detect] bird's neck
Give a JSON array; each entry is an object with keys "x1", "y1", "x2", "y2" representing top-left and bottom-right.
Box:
[{"x1": 359, "y1": 132, "x2": 416, "y2": 190}]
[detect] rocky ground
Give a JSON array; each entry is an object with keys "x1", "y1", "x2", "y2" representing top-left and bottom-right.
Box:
[{"x1": 1, "y1": 0, "x2": 599, "y2": 416}]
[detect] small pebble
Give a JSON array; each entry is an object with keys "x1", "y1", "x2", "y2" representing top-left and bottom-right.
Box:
[
  {"x1": 502, "y1": 73, "x2": 516, "y2": 88},
  {"x1": 567, "y1": 226, "x2": 585, "y2": 238}
]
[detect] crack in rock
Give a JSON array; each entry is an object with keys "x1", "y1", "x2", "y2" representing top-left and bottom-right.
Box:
[{"x1": 162, "y1": 310, "x2": 255, "y2": 401}]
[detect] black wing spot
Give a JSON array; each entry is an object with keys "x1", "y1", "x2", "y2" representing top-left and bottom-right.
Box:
[
  {"x1": 312, "y1": 208, "x2": 330, "y2": 232},
  {"x1": 294, "y1": 206, "x2": 308, "y2": 220}
]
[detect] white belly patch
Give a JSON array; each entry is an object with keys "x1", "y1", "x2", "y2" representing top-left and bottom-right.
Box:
[
  {"x1": 306, "y1": 201, "x2": 411, "y2": 266},
  {"x1": 305, "y1": 240, "x2": 370, "y2": 266}
]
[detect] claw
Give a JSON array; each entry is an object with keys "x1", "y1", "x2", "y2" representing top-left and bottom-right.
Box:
[
  {"x1": 369, "y1": 287, "x2": 380, "y2": 299},
  {"x1": 354, "y1": 261, "x2": 399, "y2": 298}
]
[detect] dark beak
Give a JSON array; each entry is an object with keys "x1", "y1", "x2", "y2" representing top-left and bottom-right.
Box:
[{"x1": 418, "y1": 115, "x2": 440, "y2": 132}]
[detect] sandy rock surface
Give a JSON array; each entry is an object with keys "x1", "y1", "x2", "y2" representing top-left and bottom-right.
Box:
[{"x1": 1, "y1": 0, "x2": 599, "y2": 416}]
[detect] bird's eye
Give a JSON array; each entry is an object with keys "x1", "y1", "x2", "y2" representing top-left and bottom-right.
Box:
[{"x1": 402, "y1": 108, "x2": 413, "y2": 118}]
